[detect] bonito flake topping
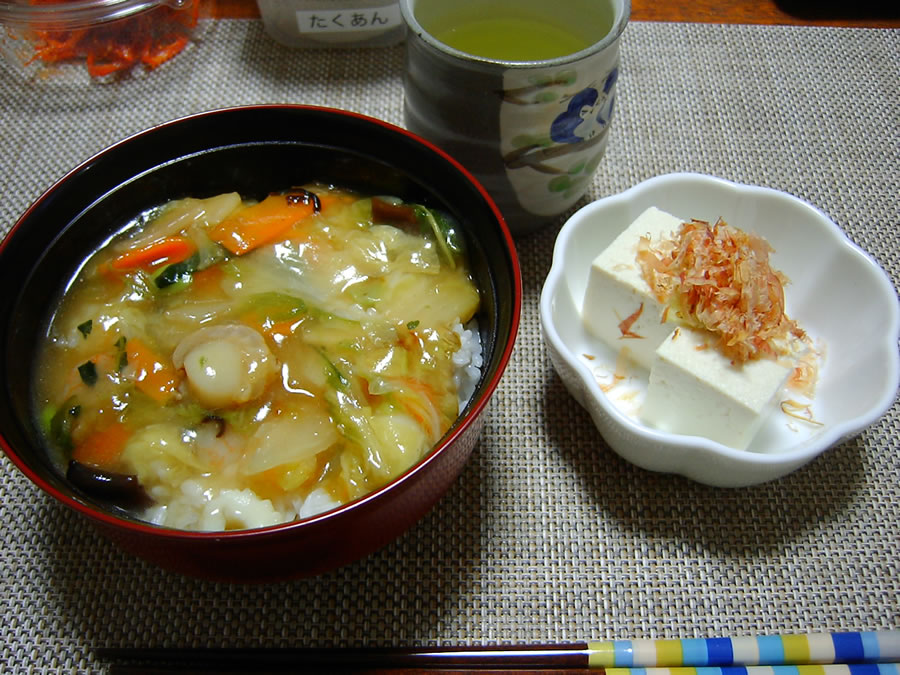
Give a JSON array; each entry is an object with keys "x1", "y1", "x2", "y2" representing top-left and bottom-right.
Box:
[{"x1": 636, "y1": 218, "x2": 807, "y2": 365}]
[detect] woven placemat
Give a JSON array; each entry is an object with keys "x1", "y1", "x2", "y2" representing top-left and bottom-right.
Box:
[{"x1": 0, "y1": 19, "x2": 897, "y2": 673}]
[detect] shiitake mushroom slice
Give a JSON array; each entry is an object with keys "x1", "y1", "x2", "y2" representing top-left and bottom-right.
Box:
[{"x1": 66, "y1": 460, "x2": 153, "y2": 509}]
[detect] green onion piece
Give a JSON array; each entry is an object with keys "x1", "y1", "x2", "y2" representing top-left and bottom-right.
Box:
[{"x1": 49, "y1": 399, "x2": 80, "y2": 454}]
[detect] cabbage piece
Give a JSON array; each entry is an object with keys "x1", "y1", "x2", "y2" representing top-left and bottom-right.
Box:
[
  {"x1": 370, "y1": 408, "x2": 429, "y2": 478},
  {"x1": 381, "y1": 271, "x2": 480, "y2": 329},
  {"x1": 116, "y1": 193, "x2": 242, "y2": 254},
  {"x1": 244, "y1": 409, "x2": 338, "y2": 475},
  {"x1": 120, "y1": 423, "x2": 209, "y2": 493}
]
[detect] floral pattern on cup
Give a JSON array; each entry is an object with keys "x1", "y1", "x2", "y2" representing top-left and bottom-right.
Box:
[{"x1": 500, "y1": 66, "x2": 619, "y2": 218}]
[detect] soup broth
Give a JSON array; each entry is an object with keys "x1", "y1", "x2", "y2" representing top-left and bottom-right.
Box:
[{"x1": 34, "y1": 184, "x2": 482, "y2": 531}]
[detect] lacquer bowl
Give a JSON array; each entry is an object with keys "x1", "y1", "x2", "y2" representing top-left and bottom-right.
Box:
[{"x1": 0, "y1": 105, "x2": 522, "y2": 581}]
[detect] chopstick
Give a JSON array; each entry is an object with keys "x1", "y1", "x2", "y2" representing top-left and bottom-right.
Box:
[
  {"x1": 103, "y1": 665, "x2": 900, "y2": 675},
  {"x1": 97, "y1": 630, "x2": 900, "y2": 673}
]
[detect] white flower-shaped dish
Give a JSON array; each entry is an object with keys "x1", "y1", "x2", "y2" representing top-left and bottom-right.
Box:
[{"x1": 540, "y1": 173, "x2": 900, "y2": 486}]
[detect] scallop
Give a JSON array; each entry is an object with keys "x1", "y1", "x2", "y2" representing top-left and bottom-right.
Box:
[{"x1": 172, "y1": 323, "x2": 276, "y2": 409}]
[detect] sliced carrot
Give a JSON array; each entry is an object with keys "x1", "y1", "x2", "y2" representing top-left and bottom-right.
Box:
[
  {"x1": 189, "y1": 264, "x2": 224, "y2": 295},
  {"x1": 126, "y1": 337, "x2": 180, "y2": 404},
  {"x1": 96, "y1": 261, "x2": 126, "y2": 290},
  {"x1": 262, "y1": 318, "x2": 304, "y2": 344},
  {"x1": 316, "y1": 191, "x2": 355, "y2": 212},
  {"x1": 72, "y1": 422, "x2": 132, "y2": 469},
  {"x1": 111, "y1": 236, "x2": 197, "y2": 272},
  {"x1": 208, "y1": 194, "x2": 316, "y2": 256}
]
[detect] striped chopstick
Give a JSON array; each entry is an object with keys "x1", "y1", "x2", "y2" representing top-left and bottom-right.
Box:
[
  {"x1": 99, "y1": 630, "x2": 900, "y2": 672},
  {"x1": 608, "y1": 668, "x2": 899, "y2": 675},
  {"x1": 589, "y1": 631, "x2": 900, "y2": 668}
]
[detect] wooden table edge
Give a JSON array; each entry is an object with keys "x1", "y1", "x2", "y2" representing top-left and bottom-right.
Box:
[{"x1": 211, "y1": 0, "x2": 900, "y2": 29}]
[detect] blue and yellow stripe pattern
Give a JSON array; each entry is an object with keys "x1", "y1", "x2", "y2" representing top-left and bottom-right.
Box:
[
  {"x1": 588, "y1": 632, "x2": 900, "y2": 668},
  {"x1": 604, "y1": 666, "x2": 899, "y2": 675}
]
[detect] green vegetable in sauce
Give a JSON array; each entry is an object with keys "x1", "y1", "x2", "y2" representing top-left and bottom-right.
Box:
[
  {"x1": 239, "y1": 292, "x2": 307, "y2": 322},
  {"x1": 370, "y1": 198, "x2": 464, "y2": 270},
  {"x1": 48, "y1": 399, "x2": 81, "y2": 454},
  {"x1": 115, "y1": 336, "x2": 128, "y2": 371},
  {"x1": 154, "y1": 252, "x2": 200, "y2": 289},
  {"x1": 413, "y1": 205, "x2": 464, "y2": 270},
  {"x1": 78, "y1": 361, "x2": 98, "y2": 387},
  {"x1": 152, "y1": 242, "x2": 228, "y2": 291}
]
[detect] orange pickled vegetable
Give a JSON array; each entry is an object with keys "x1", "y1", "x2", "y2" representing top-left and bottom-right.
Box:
[
  {"x1": 141, "y1": 34, "x2": 189, "y2": 69},
  {"x1": 24, "y1": 0, "x2": 199, "y2": 79}
]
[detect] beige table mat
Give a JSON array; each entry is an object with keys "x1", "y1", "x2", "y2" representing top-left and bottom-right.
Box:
[{"x1": 0, "y1": 19, "x2": 898, "y2": 673}]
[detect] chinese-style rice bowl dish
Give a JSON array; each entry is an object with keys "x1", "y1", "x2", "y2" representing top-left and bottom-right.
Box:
[{"x1": 34, "y1": 184, "x2": 483, "y2": 531}]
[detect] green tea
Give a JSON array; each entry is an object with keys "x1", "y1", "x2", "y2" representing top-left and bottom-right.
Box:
[
  {"x1": 419, "y1": 1, "x2": 614, "y2": 61},
  {"x1": 434, "y1": 14, "x2": 589, "y2": 61}
]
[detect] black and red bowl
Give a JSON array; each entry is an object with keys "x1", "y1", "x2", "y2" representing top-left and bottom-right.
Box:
[{"x1": 0, "y1": 105, "x2": 521, "y2": 582}]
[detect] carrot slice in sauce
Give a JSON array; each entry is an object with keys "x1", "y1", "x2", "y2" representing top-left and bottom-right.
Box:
[
  {"x1": 126, "y1": 337, "x2": 180, "y2": 404},
  {"x1": 72, "y1": 422, "x2": 132, "y2": 469},
  {"x1": 111, "y1": 236, "x2": 197, "y2": 272},
  {"x1": 208, "y1": 194, "x2": 316, "y2": 255}
]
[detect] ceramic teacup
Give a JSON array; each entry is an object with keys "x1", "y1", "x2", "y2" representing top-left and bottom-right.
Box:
[{"x1": 400, "y1": 0, "x2": 630, "y2": 235}]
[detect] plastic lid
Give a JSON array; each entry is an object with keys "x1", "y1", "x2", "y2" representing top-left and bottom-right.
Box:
[{"x1": 0, "y1": 0, "x2": 190, "y2": 27}]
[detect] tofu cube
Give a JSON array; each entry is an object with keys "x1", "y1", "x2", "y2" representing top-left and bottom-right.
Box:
[
  {"x1": 582, "y1": 206, "x2": 683, "y2": 370},
  {"x1": 642, "y1": 327, "x2": 791, "y2": 450}
]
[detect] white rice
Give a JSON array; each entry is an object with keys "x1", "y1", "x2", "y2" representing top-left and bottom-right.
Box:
[{"x1": 452, "y1": 318, "x2": 483, "y2": 414}]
